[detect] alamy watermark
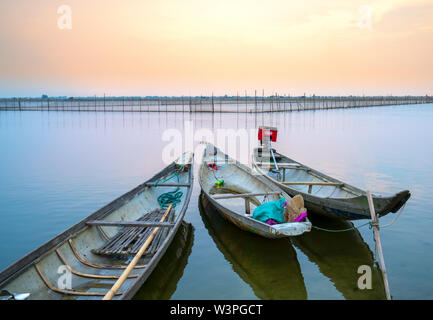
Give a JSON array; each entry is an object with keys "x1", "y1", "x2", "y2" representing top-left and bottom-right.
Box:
[
  {"x1": 357, "y1": 265, "x2": 372, "y2": 290},
  {"x1": 57, "y1": 5, "x2": 72, "y2": 30},
  {"x1": 161, "y1": 121, "x2": 272, "y2": 170},
  {"x1": 57, "y1": 265, "x2": 72, "y2": 290},
  {"x1": 358, "y1": 5, "x2": 372, "y2": 30}
]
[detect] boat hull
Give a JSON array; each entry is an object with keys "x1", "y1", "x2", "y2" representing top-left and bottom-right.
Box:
[
  {"x1": 252, "y1": 148, "x2": 410, "y2": 220},
  {"x1": 199, "y1": 144, "x2": 311, "y2": 238},
  {"x1": 201, "y1": 191, "x2": 288, "y2": 239},
  {"x1": 0, "y1": 156, "x2": 194, "y2": 300}
]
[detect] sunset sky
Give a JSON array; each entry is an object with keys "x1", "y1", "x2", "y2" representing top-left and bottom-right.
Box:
[{"x1": 0, "y1": 0, "x2": 432, "y2": 97}]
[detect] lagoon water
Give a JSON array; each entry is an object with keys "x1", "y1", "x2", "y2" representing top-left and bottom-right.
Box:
[{"x1": 1, "y1": 104, "x2": 432, "y2": 299}]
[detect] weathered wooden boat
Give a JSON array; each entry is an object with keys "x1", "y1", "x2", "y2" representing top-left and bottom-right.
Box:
[
  {"x1": 291, "y1": 215, "x2": 387, "y2": 299},
  {"x1": 199, "y1": 143, "x2": 311, "y2": 238},
  {"x1": 0, "y1": 153, "x2": 194, "y2": 300},
  {"x1": 252, "y1": 146, "x2": 410, "y2": 220},
  {"x1": 199, "y1": 194, "x2": 306, "y2": 299}
]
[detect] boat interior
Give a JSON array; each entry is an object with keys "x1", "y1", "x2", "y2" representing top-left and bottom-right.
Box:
[
  {"x1": 253, "y1": 147, "x2": 362, "y2": 199},
  {"x1": 200, "y1": 147, "x2": 285, "y2": 218},
  {"x1": 1, "y1": 164, "x2": 191, "y2": 300}
]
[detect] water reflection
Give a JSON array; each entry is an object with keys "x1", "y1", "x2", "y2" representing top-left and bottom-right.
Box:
[
  {"x1": 291, "y1": 215, "x2": 387, "y2": 300},
  {"x1": 199, "y1": 193, "x2": 307, "y2": 299},
  {"x1": 133, "y1": 221, "x2": 194, "y2": 300}
]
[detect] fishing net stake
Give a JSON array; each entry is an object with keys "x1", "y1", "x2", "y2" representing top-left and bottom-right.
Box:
[{"x1": 367, "y1": 190, "x2": 391, "y2": 300}]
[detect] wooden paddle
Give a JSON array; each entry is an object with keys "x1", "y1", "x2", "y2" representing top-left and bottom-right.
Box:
[{"x1": 102, "y1": 204, "x2": 173, "y2": 300}]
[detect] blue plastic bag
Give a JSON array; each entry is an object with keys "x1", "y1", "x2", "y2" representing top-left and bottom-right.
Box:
[{"x1": 252, "y1": 197, "x2": 287, "y2": 224}]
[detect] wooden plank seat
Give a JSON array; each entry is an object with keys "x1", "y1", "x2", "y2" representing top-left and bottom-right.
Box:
[
  {"x1": 212, "y1": 192, "x2": 282, "y2": 200},
  {"x1": 282, "y1": 181, "x2": 344, "y2": 194},
  {"x1": 86, "y1": 221, "x2": 175, "y2": 228},
  {"x1": 213, "y1": 192, "x2": 284, "y2": 215},
  {"x1": 257, "y1": 162, "x2": 302, "y2": 168},
  {"x1": 144, "y1": 183, "x2": 190, "y2": 187},
  {"x1": 282, "y1": 181, "x2": 344, "y2": 186},
  {"x1": 91, "y1": 209, "x2": 174, "y2": 256}
]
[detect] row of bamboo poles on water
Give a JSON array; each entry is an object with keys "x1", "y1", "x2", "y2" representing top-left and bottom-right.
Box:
[{"x1": 0, "y1": 95, "x2": 431, "y2": 113}]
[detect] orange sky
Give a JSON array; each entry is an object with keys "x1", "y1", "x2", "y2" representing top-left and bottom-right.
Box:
[{"x1": 0, "y1": 0, "x2": 432, "y2": 97}]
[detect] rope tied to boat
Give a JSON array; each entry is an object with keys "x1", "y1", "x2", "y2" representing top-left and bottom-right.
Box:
[
  {"x1": 311, "y1": 221, "x2": 373, "y2": 233},
  {"x1": 153, "y1": 165, "x2": 184, "y2": 209},
  {"x1": 311, "y1": 203, "x2": 406, "y2": 233}
]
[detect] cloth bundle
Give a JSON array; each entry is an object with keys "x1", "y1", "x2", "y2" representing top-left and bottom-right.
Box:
[{"x1": 252, "y1": 195, "x2": 307, "y2": 224}]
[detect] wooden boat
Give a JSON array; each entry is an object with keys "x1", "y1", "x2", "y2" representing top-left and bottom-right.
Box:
[
  {"x1": 291, "y1": 215, "x2": 387, "y2": 299},
  {"x1": 199, "y1": 143, "x2": 311, "y2": 239},
  {"x1": 252, "y1": 146, "x2": 410, "y2": 220},
  {"x1": 199, "y1": 194, "x2": 306, "y2": 299},
  {"x1": 0, "y1": 153, "x2": 194, "y2": 300}
]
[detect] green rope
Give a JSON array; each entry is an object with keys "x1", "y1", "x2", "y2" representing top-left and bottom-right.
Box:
[
  {"x1": 312, "y1": 221, "x2": 373, "y2": 233},
  {"x1": 158, "y1": 189, "x2": 183, "y2": 209},
  {"x1": 154, "y1": 165, "x2": 184, "y2": 209}
]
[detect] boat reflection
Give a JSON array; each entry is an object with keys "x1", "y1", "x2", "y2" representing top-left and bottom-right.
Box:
[
  {"x1": 133, "y1": 221, "x2": 194, "y2": 300},
  {"x1": 199, "y1": 193, "x2": 307, "y2": 299},
  {"x1": 291, "y1": 215, "x2": 387, "y2": 299}
]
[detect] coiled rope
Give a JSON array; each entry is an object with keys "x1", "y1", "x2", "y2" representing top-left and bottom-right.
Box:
[{"x1": 154, "y1": 165, "x2": 184, "y2": 209}]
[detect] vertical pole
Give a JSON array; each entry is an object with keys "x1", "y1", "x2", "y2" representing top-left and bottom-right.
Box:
[
  {"x1": 255, "y1": 90, "x2": 257, "y2": 113},
  {"x1": 367, "y1": 190, "x2": 391, "y2": 300},
  {"x1": 237, "y1": 92, "x2": 239, "y2": 114},
  {"x1": 289, "y1": 95, "x2": 292, "y2": 111},
  {"x1": 245, "y1": 90, "x2": 247, "y2": 113},
  {"x1": 245, "y1": 198, "x2": 250, "y2": 215}
]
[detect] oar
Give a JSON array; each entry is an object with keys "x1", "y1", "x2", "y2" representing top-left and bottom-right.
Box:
[{"x1": 102, "y1": 204, "x2": 173, "y2": 300}]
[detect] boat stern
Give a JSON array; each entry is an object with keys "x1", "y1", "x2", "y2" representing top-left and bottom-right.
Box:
[
  {"x1": 269, "y1": 220, "x2": 312, "y2": 237},
  {"x1": 377, "y1": 190, "x2": 411, "y2": 216}
]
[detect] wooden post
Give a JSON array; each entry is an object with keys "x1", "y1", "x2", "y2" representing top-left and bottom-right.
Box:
[
  {"x1": 236, "y1": 92, "x2": 239, "y2": 114},
  {"x1": 367, "y1": 190, "x2": 391, "y2": 300},
  {"x1": 139, "y1": 95, "x2": 141, "y2": 112},
  {"x1": 262, "y1": 89, "x2": 264, "y2": 113},
  {"x1": 245, "y1": 198, "x2": 250, "y2": 215},
  {"x1": 103, "y1": 205, "x2": 173, "y2": 300},
  {"x1": 255, "y1": 90, "x2": 257, "y2": 113}
]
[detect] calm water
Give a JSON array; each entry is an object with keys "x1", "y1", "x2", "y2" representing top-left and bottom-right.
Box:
[{"x1": 1, "y1": 104, "x2": 432, "y2": 299}]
